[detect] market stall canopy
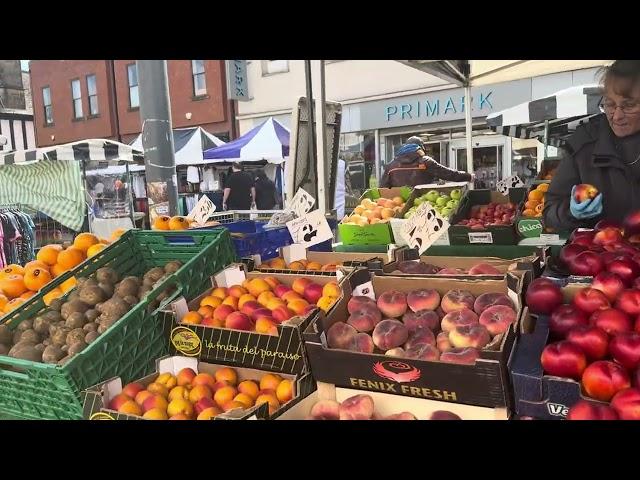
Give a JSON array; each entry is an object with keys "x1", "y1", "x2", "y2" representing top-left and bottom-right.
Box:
[
  {"x1": 129, "y1": 126, "x2": 225, "y2": 166},
  {"x1": 203, "y1": 117, "x2": 289, "y2": 164},
  {"x1": 486, "y1": 84, "x2": 604, "y2": 147}
]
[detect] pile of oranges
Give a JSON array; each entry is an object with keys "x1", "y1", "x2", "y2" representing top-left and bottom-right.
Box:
[
  {"x1": 521, "y1": 183, "x2": 549, "y2": 218},
  {"x1": 0, "y1": 229, "x2": 126, "y2": 317}
]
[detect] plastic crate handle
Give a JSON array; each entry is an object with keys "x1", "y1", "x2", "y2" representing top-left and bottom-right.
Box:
[{"x1": 0, "y1": 356, "x2": 35, "y2": 380}]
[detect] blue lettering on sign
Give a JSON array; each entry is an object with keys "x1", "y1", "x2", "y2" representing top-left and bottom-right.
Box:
[
  {"x1": 386, "y1": 105, "x2": 398, "y2": 121},
  {"x1": 425, "y1": 100, "x2": 439, "y2": 116},
  {"x1": 444, "y1": 98, "x2": 456, "y2": 114},
  {"x1": 385, "y1": 91, "x2": 494, "y2": 122},
  {"x1": 401, "y1": 104, "x2": 412, "y2": 119},
  {"x1": 480, "y1": 92, "x2": 493, "y2": 109}
]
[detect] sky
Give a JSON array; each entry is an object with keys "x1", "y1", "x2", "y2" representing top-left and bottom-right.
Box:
[{"x1": 21, "y1": 60, "x2": 29, "y2": 71}]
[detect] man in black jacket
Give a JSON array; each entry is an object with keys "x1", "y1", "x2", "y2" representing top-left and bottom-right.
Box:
[
  {"x1": 544, "y1": 60, "x2": 640, "y2": 231},
  {"x1": 380, "y1": 137, "x2": 473, "y2": 188}
]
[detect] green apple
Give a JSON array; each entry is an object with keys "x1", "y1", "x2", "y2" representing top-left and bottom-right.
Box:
[
  {"x1": 414, "y1": 197, "x2": 425, "y2": 206},
  {"x1": 441, "y1": 207, "x2": 453, "y2": 217},
  {"x1": 446, "y1": 199, "x2": 459, "y2": 209},
  {"x1": 450, "y1": 189, "x2": 462, "y2": 200},
  {"x1": 425, "y1": 190, "x2": 440, "y2": 203},
  {"x1": 436, "y1": 196, "x2": 449, "y2": 207}
]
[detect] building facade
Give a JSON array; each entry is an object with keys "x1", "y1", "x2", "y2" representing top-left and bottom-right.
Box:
[
  {"x1": 0, "y1": 60, "x2": 36, "y2": 153},
  {"x1": 29, "y1": 60, "x2": 235, "y2": 147}
]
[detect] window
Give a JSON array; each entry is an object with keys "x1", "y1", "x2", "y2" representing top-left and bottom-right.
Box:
[
  {"x1": 127, "y1": 63, "x2": 139, "y2": 108},
  {"x1": 192, "y1": 60, "x2": 207, "y2": 96},
  {"x1": 339, "y1": 131, "x2": 376, "y2": 198},
  {"x1": 261, "y1": 60, "x2": 289, "y2": 76},
  {"x1": 86, "y1": 74, "x2": 98, "y2": 115},
  {"x1": 71, "y1": 79, "x2": 83, "y2": 119},
  {"x1": 42, "y1": 87, "x2": 53, "y2": 125}
]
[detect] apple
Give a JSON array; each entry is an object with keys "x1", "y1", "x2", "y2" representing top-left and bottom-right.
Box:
[
  {"x1": 446, "y1": 199, "x2": 459, "y2": 209},
  {"x1": 525, "y1": 278, "x2": 563, "y2": 315},
  {"x1": 615, "y1": 289, "x2": 640, "y2": 316},
  {"x1": 622, "y1": 210, "x2": 640, "y2": 237},
  {"x1": 592, "y1": 272, "x2": 626, "y2": 302},
  {"x1": 573, "y1": 184, "x2": 598, "y2": 203},
  {"x1": 450, "y1": 189, "x2": 462, "y2": 200},
  {"x1": 549, "y1": 305, "x2": 589, "y2": 339},
  {"x1": 425, "y1": 190, "x2": 439, "y2": 203},
  {"x1": 441, "y1": 207, "x2": 453, "y2": 217},
  {"x1": 572, "y1": 287, "x2": 610, "y2": 314},
  {"x1": 436, "y1": 196, "x2": 449, "y2": 207},
  {"x1": 595, "y1": 219, "x2": 624, "y2": 233},
  {"x1": 569, "y1": 251, "x2": 604, "y2": 277},
  {"x1": 607, "y1": 258, "x2": 640, "y2": 286}
]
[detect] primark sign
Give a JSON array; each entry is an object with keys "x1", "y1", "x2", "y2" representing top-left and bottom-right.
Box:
[{"x1": 385, "y1": 91, "x2": 495, "y2": 121}]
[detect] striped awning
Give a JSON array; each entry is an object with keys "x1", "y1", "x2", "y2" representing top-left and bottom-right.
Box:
[
  {"x1": 486, "y1": 85, "x2": 603, "y2": 146},
  {"x1": 0, "y1": 139, "x2": 144, "y2": 166}
]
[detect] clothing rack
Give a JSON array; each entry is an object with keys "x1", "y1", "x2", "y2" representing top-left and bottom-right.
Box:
[{"x1": 0, "y1": 204, "x2": 36, "y2": 267}]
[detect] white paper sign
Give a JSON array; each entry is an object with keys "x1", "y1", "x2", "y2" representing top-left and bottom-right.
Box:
[
  {"x1": 188, "y1": 195, "x2": 216, "y2": 225},
  {"x1": 496, "y1": 175, "x2": 524, "y2": 195},
  {"x1": 287, "y1": 188, "x2": 316, "y2": 217},
  {"x1": 468, "y1": 232, "x2": 494, "y2": 244},
  {"x1": 400, "y1": 202, "x2": 450, "y2": 254},
  {"x1": 286, "y1": 209, "x2": 333, "y2": 248},
  {"x1": 353, "y1": 281, "x2": 376, "y2": 300}
]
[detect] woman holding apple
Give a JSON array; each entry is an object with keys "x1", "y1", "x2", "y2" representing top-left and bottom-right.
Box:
[
  {"x1": 380, "y1": 137, "x2": 474, "y2": 188},
  {"x1": 544, "y1": 60, "x2": 640, "y2": 230}
]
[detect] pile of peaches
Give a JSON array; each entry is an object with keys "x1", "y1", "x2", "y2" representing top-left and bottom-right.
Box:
[
  {"x1": 107, "y1": 366, "x2": 294, "y2": 420},
  {"x1": 342, "y1": 196, "x2": 406, "y2": 226},
  {"x1": 327, "y1": 288, "x2": 518, "y2": 364},
  {"x1": 257, "y1": 257, "x2": 338, "y2": 272},
  {"x1": 181, "y1": 277, "x2": 341, "y2": 335}
]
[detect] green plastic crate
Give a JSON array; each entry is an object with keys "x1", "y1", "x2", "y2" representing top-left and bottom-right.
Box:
[{"x1": 0, "y1": 229, "x2": 236, "y2": 420}]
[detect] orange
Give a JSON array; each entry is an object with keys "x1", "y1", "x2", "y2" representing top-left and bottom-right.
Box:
[
  {"x1": 57, "y1": 248, "x2": 85, "y2": 270},
  {"x1": 153, "y1": 216, "x2": 171, "y2": 230},
  {"x1": 524, "y1": 200, "x2": 539, "y2": 210},
  {"x1": 535, "y1": 203, "x2": 544, "y2": 214},
  {"x1": 0, "y1": 275, "x2": 27, "y2": 299},
  {"x1": 3, "y1": 297, "x2": 26, "y2": 314},
  {"x1": 23, "y1": 260, "x2": 49, "y2": 276},
  {"x1": 86, "y1": 243, "x2": 107, "y2": 258},
  {"x1": 60, "y1": 276, "x2": 77, "y2": 294},
  {"x1": 169, "y1": 216, "x2": 190, "y2": 230},
  {"x1": 536, "y1": 183, "x2": 550, "y2": 193},
  {"x1": 20, "y1": 291, "x2": 36, "y2": 300},
  {"x1": 73, "y1": 232, "x2": 99, "y2": 253},
  {"x1": 43, "y1": 287, "x2": 64, "y2": 306},
  {"x1": 0, "y1": 294, "x2": 7, "y2": 311},
  {"x1": 522, "y1": 208, "x2": 536, "y2": 217},
  {"x1": 0, "y1": 264, "x2": 25, "y2": 278},
  {"x1": 51, "y1": 263, "x2": 66, "y2": 278},
  {"x1": 36, "y1": 244, "x2": 63, "y2": 266},
  {"x1": 110, "y1": 228, "x2": 127, "y2": 241},
  {"x1": 23, "y1": 268, "x2": 52, "y2": 291},
  {"x1": 528, "y1": 190, "x2": 544, "y2": 202}
]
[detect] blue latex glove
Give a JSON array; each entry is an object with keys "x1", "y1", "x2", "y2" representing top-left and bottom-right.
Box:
[{"x1": 570, "y1": 185, "x2": 603, "y2": 219}]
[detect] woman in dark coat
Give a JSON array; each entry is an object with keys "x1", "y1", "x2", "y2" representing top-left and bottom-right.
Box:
[{"x1": 254, "y1": 170, "x2": 278, "y2": 210}]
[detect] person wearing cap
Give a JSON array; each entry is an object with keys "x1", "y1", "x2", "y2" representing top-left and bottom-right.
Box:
[{"x1": 379, "y1": 136, "x2": 474, "y2": 188}]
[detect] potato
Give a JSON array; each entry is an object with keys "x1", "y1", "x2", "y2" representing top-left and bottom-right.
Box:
[
  {"x1": 96, "y1": 267, "x2": 119, "y2": 285},
  {"x1": 58, "y1": 356, "x2": 72, "y2": 366},
  {"x1": 98, "y1": 282, "x2": 114, "y2": 298},
  {"x1": 142, "y1": 277, "x2": 156, "y2": 288},
  {"x1": 144, "y1": 267, "x2": 166, "y2": 283},
  {"x1": 42, "y1": 345, "x2": 64, "y2": 364},
  {"x1": 66, "y1": 312, "x2": 87, "y2": 329},
  {"x1": 61, "y1": 300, "x2": 90, "y2": 320},
  {"x1": 85, "y1": 309, "x2": 99, "y2": 322},
  {"x1": 0, "y1": 325, "x2": 12, "y2": 345},
  {"x1": 48, "y1": 324, "x2": 59, "y2": 338},
  {"x1": 83, "y1": 322, "x2": 98, "y2": 333},
  {"x1": 42, "y1": 338, "x2": 51, "y2": 347},
  {"x1": 49, "y1": 298, "x2": 64, "y2": 312},
  {"x1": 98, "y1": 315, "x2": 119, "y2": 331},
  {"x1": 61, "y1": 344, "x2": 69, "y2": 352},
  {"x1": 0, "y1": 344, "x2": 9, "y2": 355},
  {"x1": 79, "y1": 285, "x2": 107, "y2": 306},
  {"x1": 67, "y1": 291, "x2": 80, "y2": 303},
  {"x1": 43, "y1": 310, "x2": 63, "y2": 323},
  {"x1": 68, "y1": 341, "x2": 87, "y2": 356},
  {"x1": 66, "y1": 328, "x2": 86, "y2": 346},
  {"x1": 164, "y1": 260, "x2": 182, "y2": 274},
  {"x1": 8, "y1": 342, "x2": 42, "y2": 362},
  {"x1": 138, "y1": 285, "x2": 152, "y2": 298},
  {"x1": 33, "y1": 316, "x2": 51, "y2": 335},
  {"x1": 85, "y1": 331, "x2": 99, "y2": 344},
  {"x1": 115, "y1": 277, "x2": 140, "y2": 298},
  {"x1": 13, "y1": 330, "x2": 23, "y2": 345},
  {"x1": 77, "y1": 277, "x2": 98, "y2": 289},
  {"x1": 19, "y1": 330, "x2": 41, "y2": 345},
  {"x1": 16, "y1": 319, "x2": 33, "y2": 332},
  {"x1": 51, "y1": 327, "x2": 71, "y2": 347},
  {"x1": 97, "y1": 297, "x2": 129, "y2": 319},
  {"x1": 123, "y1": 295, "x2": 138, "y2": 306},
  {"x1": 34, "y1": 343, "x2": 46, "y2": 352}
]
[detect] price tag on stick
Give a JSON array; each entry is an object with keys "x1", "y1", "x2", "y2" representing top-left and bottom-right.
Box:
[
  {"x1": 287, "y1": 188, "x2": 316, "y2": 217},
  {"x1": 286, "y1": 210, "x2": 333, "y2": 248},
  {"x1": 188, "y1": 195, "x2": 216, "y2": 226},
  {"x1": 401, "y1": 202, "x2": 450, "y2": 254},
  {"x1": 496, "y1": 175, "x2": 524, "y2": 195}
]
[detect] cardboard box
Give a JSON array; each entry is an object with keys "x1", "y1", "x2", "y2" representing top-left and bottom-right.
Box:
[
  {"x1": 510, "y1": 285, "x2": 600, "y2": 420},
  {"x1": 162, "y1": 264, "x2": 346, "y2": 375},
  {"x1": 304, "y1": 269, "x2": 524, "y2": 408},
  {"x1": 276, "y1": 381, "x2": 509, "y2": 420},
  {"x1": 339, "y1": 187, "x2": 412, "y2": 246},
  {"x1": 449, "y1": 188, "x2": 527, "y2": 245},
  {"x1": 82, "y1": 355, "x2": 316, "y2": 420}
]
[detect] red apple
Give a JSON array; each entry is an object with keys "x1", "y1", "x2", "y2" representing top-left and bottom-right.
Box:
[
  {"x1": 591, "y1": 272, "x2": 626, "y2": 302},
  {"x1": 581, "y1": 360, "x2": 630, "y2": 402},
  {"x1": 566, "y1": 400, "x2": 619, "y2": 420},
  {"x1": 593, "y1": 227, "x2": 624, "y2": 246},
  {"x1": 615, "y1": 289, "x2": 640, "y2": 316},
  {"x1": 595, "y1": 219, "x2": 624, "y2": 233},
  {"x1": 622, "y1": 209, "x2": 640, "y2": 237},
  {"x1": 636, "y1": 315, "x2": 640, "y2": 333},
  {"x1": 525, "y1": 278, "x2": 563, "y2": 315},
  {"x1": 559, "y1": 244, "x2": 588, "y2": 267},
  {"x1": 590, "y1": 308, "x2": 632, "y2": 336},
  {"x1": 569, "y1": 251, "x2": 604, "y2": 277},
  {"x1": 607, "y1": 258, "x2": 640, "y2": 286},
  {"x1": 609, "y1": 332, "x2": 640, "y2": 371},
  {"x1": 610, "y1": 388, "x2": 640, "y2": 420},
  {"x1": 571, "y1": 236, "x2": 594, "y2": 248},
  {"x1": 549, "y1": 305, "x2": 589, "y2": 339},
  {"x1": 572, "y1": 288, "x2": 610, "y2": 314},
  {"x1": 567, "y1": 325, "x2": 609, "y2": 361},
  {"x1": 573, "y1": 184, "x2": 599, "y2": 202},
  {"x1": 570, "y1": 229, "x2": 596, "y2": 244},
  {"x1": 540, "y1": 341, "x2": 587, "y2": 380}
]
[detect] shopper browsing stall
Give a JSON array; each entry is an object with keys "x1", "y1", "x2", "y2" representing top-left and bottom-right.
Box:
[
  {"x1": 544, "y1": 60, "x2": 640, "y2": 229},
  {"x1": 223, "y1": 163, "x2": 256, "y2": 211}
]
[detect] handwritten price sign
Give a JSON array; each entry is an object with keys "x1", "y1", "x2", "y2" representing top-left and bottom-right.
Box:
[
  {"x1": 401, "y1": 202, "x2": 449, "y2": 254},
  {"x1": 188, "y1": 195, "x2": 216, "y2": 226}
]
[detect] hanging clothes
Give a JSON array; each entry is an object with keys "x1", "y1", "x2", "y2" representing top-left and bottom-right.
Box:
[{"x1": 0, "y1": 208, "x2": 35, "y2": 267}]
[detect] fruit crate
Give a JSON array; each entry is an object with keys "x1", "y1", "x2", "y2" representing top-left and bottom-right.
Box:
[{"x1": 0, "y1": 229, "x2": 236, "y2": 420}]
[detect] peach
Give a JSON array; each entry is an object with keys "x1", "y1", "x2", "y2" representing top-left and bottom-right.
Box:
[
  {"x1": 282, "y1": 290, "x2": 303, "y2": 303},
  {"x1": 303, "y1": 283, "x2": 324, "y2": 304},
  {"x1": 142, "y1": 394, "x2": 168, "y2": 413},
  {"x1": 326, "y1": 322, "x2": 358, "y2": 349},
  {"x1": 406, "y1": 289, "x2": 441, "y2": 312},
  {"x1": 405, "y1": 343, "x2": 440, "y2": 361},
  {"x1": 211, "y1": 381, "x2": 229, "y2": 393},
  {"x1": 274, "y1": 284, "x2": 293, "y2": 299},
  {"x1": 108, "y1": 393, "x2": 132, "y2": 411},
  {"x1": 194, "y1": 397, "x2": 217, "y2": 415},
  {"x1": 197, "y1": 406, "x2": 222, "y2": 420},
  {"x1": 304, "y1": 304, "x2": 318, "y2": 315},
  {"x1": 233, "y1": 393, "x2": 255, "y2": 408},
  {"x1": 156, "y1": 372, "x2": 177, "y2": 389},
  {"x1": 240, "y1": 300, "x2": 262, "y2": 317},
  {"x1": 321, "y1": 263, "x2": 338, "y2": 272},
  {"x1": 238, "y1": 293, "x2": 257, "y2": 309},
  {"x1": 169, "y1": 414, "x2": 190, "y2": 420},
  {"x1": 468, "y1": 263, "x2": 502, "y2": 275},
  {"x1": 288, "y1": 298, "x2": 310, "y2": 315},
  {"x1": 385, "y1": 347, "x2": 406, "y2": 357},
  {"x1": 441, "y1": 289, "x2": 476, "y2": 314},
  {"x1": 200, "y1": 295, "x2": 223, "y2": 308},
  {"x1": 449, "y1": 324, "x2": 491, "y2": 349},
  {"x1": 189, "y1": 385, "x2": 213, "y2": 403},
  {"x1": 147, "y1": 382, "x2": 169, "y2": 398},
  {"x1": 292, "y1": 278, "x2": 313, "y2": 295},
  {"x1": 122, "y1": 382, "x2": 145, "y2": 399},
  {"x1": 255, "y1": 393, "x2": 280, "y2": 415},
  {"x1": 168, "y1": 386, "x2": 190, "y2": 402},
  {"x1": 436, "y1": 307, "x2": 446, "y2": 319},
  {"x1": 214, "y1": 386, "x2": 238, "y2": 407},
  {"x1": 377, "y1": 290, "x2": 408, "y2": 318},
  {"x1": 272, "y1": 306, "x2": 295, "y2": 323},
  {"x1": 404, "y1": 327, "x2": 436, "y2": 349},
  {"x1": 323, "y1": 282, "x2": 341, "y2": 298},
  {"x1": 243, "y1": 279, "x2": 252, "y2": 290},
  {"x1": 440, "y1": 347, "x2": 480, "y2": 365},
  {"x1": 348, "y1": 297, "x2": 377, "y2": 314},
  {"x1": 348, "y1": 332, "x2": 375, "y2": 353},
  {"x1": 317, "y1": 296, "x2": 337, "y2": 313},
  {"x1": 479, "y1": 305, "x2": 517, "y2": 336},
  {"x1": 288, "y1": 261, "x2": 305, "y2": 270},
  {"x1": 143, "y1": 408, "x2": 169, "y2": 420},
  {"x1": 228, "y1": 285, "x2": 248, "y2": 298},
  {"x1": 441, "y1": 308, "x2": 479, "y2": 333},
  {"x1": 347, "y1": 309, "x2": 381, "y2": 333},
  {"x1": 223, "y1": 400, "x2": 247, "y2": 412},
  {"x1": 473, "y1": 292, "x2": 514, "y2": 315},
  {"x1": 263, "y1": 276, "x2": 280, "y2": 289},
  {"x1": 117, "y1": 400, "x2": 143, "y2": 416},
  {"x1": 255, "y1": 317, "x2": 278, "y2": 335},
  {"x1": 269, "y1": 257, "x2": 287, "y2": 269},
  {"x1": 167, "y1": 398, "x2": 194, "y2": 418},
  {"x1": 339, "y1": 394, "x2": 375, "y2": 420},
  {"x1": 260, "y1": 373, "x2": 283, "y2": 391},
  {"x1": 251, "y1": 307, "x2": 273, "y2": 321},
  {"x1": 276, "y1": 379, "x2": 293, "y2": 404},
  {"x1": 192, "y1": 373, "x2": 217, "y2": 390},
  {"x1": 248, "y1": 278, "x2": 271, "y2": 297},
  {"x1": 266, "y1": 297, "x2": 287, "y2": 310},
  {"x1": 182, "y1": 311, "x2": 203, "y2": 325},
  {"x1": 258, "y1": 291, "x2": 276, "y2": 306},
  {"x1": 211, "y1": 287, "x2": 228, "y2": 300},
  {"x1": 215, "y1": 367, "x2": 238, "y2": 386},
  {"x1": 135, "y1": 390, "x2": 155, "y2": 406},
  {"x1": 222, "y1": 296, "x2": 239, "y2": 309},
  {"x1": 213, "y1": 304, "x2": 236, "y2": 322},
  {"x1": 372, "y1": 319, "x2": 409, "y2": 350},
  {"x1": 225, "y1": 311, "x2": 254, "y2": 331},
  {"x1": 310, "y1": 400, "x2": 340, "y2": 420},
  {"x1": 437, "y1": 332, "x2": 453, "y2": 353},
  {"x1": 402, "y1": 310, "x2": 440, "y2": 333},
  {"x1": 307, "y1": 261, "x2": 323, "y2": 270},
  {"x1": 201, "y1": 316, "x2": 225, "y2": 327},
  {"x1": 430, "y1": 411, "x2": 462, "y2": 420},
  {"x1": 198, "y1": 305, "x2": 215, "y2": 318},
  {"x1": 238, "y1": 380, "x2": 260, "y2": 400}
]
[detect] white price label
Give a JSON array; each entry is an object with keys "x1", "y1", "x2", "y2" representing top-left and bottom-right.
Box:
[
  {"x1": 400, "y1": 202, "x2": 449, "y2": 255},
  {"x1": 539, "y1": 233, "x2": 561, "y2": 243},
  {"x1": 188, "y1": 195, "x2": 216, "y2": 226},
  {"x1": 287, "y1": 188, "x2": 316, "y2": 217},
  {"x1": 496, "y1": 175, "x2": 524, "y2": 195},
  {"x1": 468, "y1": 232, "x2": 494, "y2": 244},
  {"x1": 352, "y1": 281, "x2": 375, "y2": 300},
  {"x1": 286, "y1": 210, "x2": 333, "y2": 248}
]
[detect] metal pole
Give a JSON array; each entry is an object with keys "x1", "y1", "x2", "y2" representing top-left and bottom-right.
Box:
[
  {"x1": 311, "y1": 60, "x2": 328, "y2": 213},
  {"x1": 137, "y1": 60, "x2": 178, "y2": 220},
  {"x1": 543, "y1": 120, "x2": 550, "y2": 159},
  {"x1": 304, "y1": 61, "x2": 317, "y2": 199},
  {"x1": 464, "y1": 85, "x2": 474, "y2": 188},
  {"x1": 126, "y1": 162, "x2": 135, "y2": 227}
]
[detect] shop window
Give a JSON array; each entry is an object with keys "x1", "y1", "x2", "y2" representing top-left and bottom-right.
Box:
[
  {"x1": 339, "y1": 131, "x2": 375, "y2": 201},
  {"x1": 86, "y1": 74, "x2": 98, "y2": 115},
  {"x1": 127, "y1": 63, "x2": 139, "y2": 108}
]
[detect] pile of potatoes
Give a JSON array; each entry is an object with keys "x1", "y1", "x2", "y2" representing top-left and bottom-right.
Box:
[{"x1": 0, "y1": 260, "x2": 182, "y2": 365}]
